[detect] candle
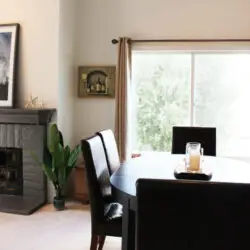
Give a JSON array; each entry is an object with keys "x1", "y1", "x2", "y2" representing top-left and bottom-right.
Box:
[{"x1": 188, "y1": 154, "x2": 200, "y2": 171}]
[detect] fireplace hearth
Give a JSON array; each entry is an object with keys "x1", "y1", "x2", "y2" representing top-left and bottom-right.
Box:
[{"x1": 0, "y1": 108, "x2": 55, "y2": 215}]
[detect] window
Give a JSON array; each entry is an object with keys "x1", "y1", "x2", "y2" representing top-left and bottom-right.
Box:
[{"x1": 129, "y1": 44, "x2": 250, "y2": 158}]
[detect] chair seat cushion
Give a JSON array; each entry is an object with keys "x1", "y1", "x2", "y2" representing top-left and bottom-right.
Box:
[{"x1": 104, "y1": 202, "x2": 123, "y2": 221}]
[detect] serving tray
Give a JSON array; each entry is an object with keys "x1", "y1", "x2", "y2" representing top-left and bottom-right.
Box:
[{"x1": 174, "y1": 159, "x2": 212, "y2": 181}]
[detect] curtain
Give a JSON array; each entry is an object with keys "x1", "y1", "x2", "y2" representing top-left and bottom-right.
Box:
[{"x1": 115, "y1": 37, "x2": 131, "y2": 162}]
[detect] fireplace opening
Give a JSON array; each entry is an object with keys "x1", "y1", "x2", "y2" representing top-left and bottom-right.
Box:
[{"x1": 0, "y1": 148, "x2": 23, "y2": 195}]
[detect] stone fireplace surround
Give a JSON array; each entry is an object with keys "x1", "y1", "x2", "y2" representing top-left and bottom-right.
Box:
[{"x1": 0, "y1": 109, "x2": 55, "y2": 215}]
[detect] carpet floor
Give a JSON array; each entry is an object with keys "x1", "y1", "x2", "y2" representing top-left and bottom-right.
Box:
[{"x1": 0, "y1": 203, "x2": 121, "y2": 250}]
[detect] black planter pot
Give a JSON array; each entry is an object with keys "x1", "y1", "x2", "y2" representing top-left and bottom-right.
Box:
[{"x1": 53, "y1": 196, "x2": 65, "y2": 211}]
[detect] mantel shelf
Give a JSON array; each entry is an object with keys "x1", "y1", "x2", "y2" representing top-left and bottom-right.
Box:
[{"x1": 0, "y1": 108, "x2": 56, "y2": 125}]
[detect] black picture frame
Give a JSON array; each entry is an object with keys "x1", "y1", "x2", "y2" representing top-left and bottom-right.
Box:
[{"x1": 0, "y1": 23, "x2": 19, "y2": 108}]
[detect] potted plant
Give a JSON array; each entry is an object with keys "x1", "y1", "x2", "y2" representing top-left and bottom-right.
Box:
[{"x1": 32, "y1": 123, "x2": 81, "y2": 210}]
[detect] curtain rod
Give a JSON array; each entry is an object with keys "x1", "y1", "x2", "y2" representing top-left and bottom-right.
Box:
[{"x1": 111, "y1": 38, "x2": 250, "y2": 44}]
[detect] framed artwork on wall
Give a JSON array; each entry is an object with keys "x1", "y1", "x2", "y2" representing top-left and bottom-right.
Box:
[
  {"x1": 0, "y1": 23, "x2": 19, "y2": 108},
  {"x1": 78, "y1": 66, "x2": 116, "y2": 98}
]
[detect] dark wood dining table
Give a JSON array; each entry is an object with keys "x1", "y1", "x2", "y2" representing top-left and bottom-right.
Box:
[{"x1": 110, "y1": 153, "x2": 250, "y2": 250}]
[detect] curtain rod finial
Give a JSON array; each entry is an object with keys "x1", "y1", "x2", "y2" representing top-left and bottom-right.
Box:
[{"x1": 112, "y1": 39, "x2": 118, "y2": 44}]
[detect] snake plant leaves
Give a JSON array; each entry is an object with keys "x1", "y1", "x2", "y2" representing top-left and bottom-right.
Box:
[
  {"x1": 65, "y1": 166, "x2": 73, "y2": 180},
  {"x1": 30, "y1": 150, "x2": 42, "y2": 166},
  {"x1": 59, "y1": 131, "x2": 64, "y2": 148},
  {"x1": 31, "y1": 123, "x2": 81, "y2": 199},
  {"x1": 48, "y1": 124, "x2": 60, "y2": 155},
  {"x1": 31, "y1": 150, "x2": 57, "y2": 185},
  {"x1": 68, "y1": 144, "x2": 81, "y2": 168},
  {"x1": 42, "y1": 164, "x2": 57, "y2": 184},
  {"x1": 54, "y1": 143, "x2": 65, "y2": 169},
  {"x1": 64, "y1": 146, "x2": 71, "y2": 165},
  {"x1": 44, "y1": 148, "x2": 52, "y2": 169}
]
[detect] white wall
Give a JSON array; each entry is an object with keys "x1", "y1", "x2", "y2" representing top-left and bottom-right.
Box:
[
  {"x1": 55, "y1": 0, "x2": 78, "y2": 201},
  {"x1": 0, "y1": 0, "x2": 59, "y2": 108},
  {"x1": 74, "y1": 0, "x2": 121, "y2": 142},
  {"x1": 74, "y1": 0, "x2": 250, "y2": 143},
  {"x1": 58, "y1": 0, "x2": 77, "y2": 147}
]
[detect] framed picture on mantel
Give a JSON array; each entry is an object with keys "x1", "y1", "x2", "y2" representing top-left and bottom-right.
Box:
[
  {"x1": 0, "y1": 23, "x2": 20, "y2": 108},
  {"x1": 78, "y1": 66, "x2": 116, "y2": 98}
]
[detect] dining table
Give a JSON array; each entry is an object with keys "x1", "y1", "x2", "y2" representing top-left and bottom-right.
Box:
[{"x1": 110, "y1": 153, "x2": 250, "y2": 250}]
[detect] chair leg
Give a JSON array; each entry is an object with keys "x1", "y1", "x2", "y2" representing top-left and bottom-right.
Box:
[
  {"x1": 98, "y1": 235, "x2": 106, "y2": 250},
  {"x1": 90, "y1": 234, "x2": 98, "y2": 250}
]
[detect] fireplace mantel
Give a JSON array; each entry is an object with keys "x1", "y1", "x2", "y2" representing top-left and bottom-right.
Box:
[
  {"x1": 0, "y1": 109, "x2": 56, "y2": 125},
  {"x1": 0, "y1": 108, "x2": 56, "y2": 215}
]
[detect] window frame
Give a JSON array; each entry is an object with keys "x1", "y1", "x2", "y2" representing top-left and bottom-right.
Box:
[{"x1": 130, "y1": 45, "x2": 250, "y2": 160}]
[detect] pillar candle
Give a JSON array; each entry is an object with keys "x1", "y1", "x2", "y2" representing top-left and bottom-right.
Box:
[{"x1": 188, "y1": 154, "x2": 200, "y2": 171}]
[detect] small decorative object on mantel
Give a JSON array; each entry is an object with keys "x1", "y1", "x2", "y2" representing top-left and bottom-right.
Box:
[
  {"x1": 0, "y1": 23, "x2": 20, "y2": 108},
  {"x1": 25, "y1": 94, "x2": 44, "y2": 109},
  {"x1": 78, "y1": 66, "x2": 116, "y2": 98}
]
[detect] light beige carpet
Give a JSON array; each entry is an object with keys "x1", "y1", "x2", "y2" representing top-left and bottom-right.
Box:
[{"x1": 0, "y1": 203, "x2": 121, "y2": 250}]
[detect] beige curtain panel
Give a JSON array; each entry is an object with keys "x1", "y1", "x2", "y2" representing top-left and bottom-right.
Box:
[{"x1": 115, "y1": 37, "x2": 131, "y2": 162}]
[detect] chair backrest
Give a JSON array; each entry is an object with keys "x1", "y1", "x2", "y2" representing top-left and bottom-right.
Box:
[
  {"x1": 172, "y1": 126, "x2": 216, "y2": 156},
  {"x1": 96, "y1": 129, "x2": 120, "y2": 174},
  {"x1": 81, "y1": 135, "x2": 112, "y2": 227},
  {"x1": 136, "y1": 179, "x2": 250, "y2": 250}
]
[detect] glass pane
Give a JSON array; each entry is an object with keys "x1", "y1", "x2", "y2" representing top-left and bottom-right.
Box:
[
  {"x1": 131, "y1": 52, "x2": 191, "y2": 152},
  {"x1": 194, "y1": 53, "x2": 250, "y2": 157}
]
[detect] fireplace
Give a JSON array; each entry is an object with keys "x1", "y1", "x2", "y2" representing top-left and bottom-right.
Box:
[
  {"x1": 0, "y1": 108, "x2": 55, "y2": 215},
  {"x1": 0, "y1": 147, "x2": 23, "y2": 195}
]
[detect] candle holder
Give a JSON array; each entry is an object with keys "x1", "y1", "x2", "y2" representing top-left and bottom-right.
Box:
[
  {"x1": 174, "y1": 143, "x2": 212, "y2": 181},
  {"x1": 185, "y1": 142, "x2": 204, "y2": 172}
]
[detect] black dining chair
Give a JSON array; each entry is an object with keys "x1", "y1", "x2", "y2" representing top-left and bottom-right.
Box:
[
  {"x1": 136, "y1": 178, "x2": 250, "y2": 250},
  {"x1": 82, "y1": 135, "x2": 122, "y2": 250},
  {"x1": 171, "y1": 126, "x2": 216, "y2": 156},
  {"x1": 96, "y1": 129, "x2": 121, "y2": 175}
]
